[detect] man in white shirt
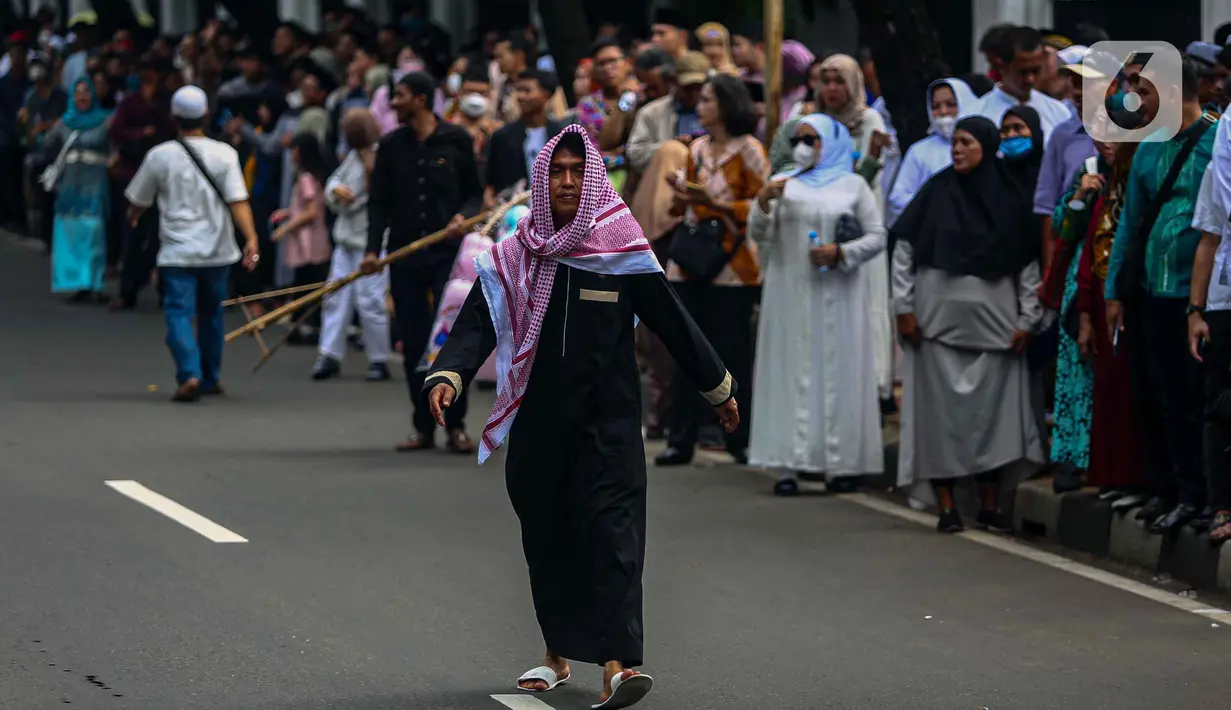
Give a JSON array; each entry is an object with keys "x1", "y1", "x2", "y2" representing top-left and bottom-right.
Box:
[
  {"x1": 975, "y1": 26, "x2": 1072, "y2": 143},
  {"x1": 1187, "y1": 114, "x2": 1231, "y2": 533},
  {"x1": 125, "y1": 86, "x2": 260, "y2": 403}
]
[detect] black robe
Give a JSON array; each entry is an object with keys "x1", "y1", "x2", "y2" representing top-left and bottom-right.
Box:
[{"x1": 424, "y1": 263, "x2": 733, "y2": 667}]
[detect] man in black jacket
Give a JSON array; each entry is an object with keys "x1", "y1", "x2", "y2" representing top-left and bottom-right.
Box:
[
  {"x1": 360, "y1": 72, "x2": 482, "y2": 453},
  {"x1": 483, "y1": 69, "x2": 569, "y2": 210}
]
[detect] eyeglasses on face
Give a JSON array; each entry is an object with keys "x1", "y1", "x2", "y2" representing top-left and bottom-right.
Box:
[{"x1": 788, "y1": 135, "x2": 819, "y2": 147}]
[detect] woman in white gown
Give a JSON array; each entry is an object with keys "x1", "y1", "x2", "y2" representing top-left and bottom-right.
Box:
[{"x1": 748, "y1": 114, "x2": 888, "y2": 496}]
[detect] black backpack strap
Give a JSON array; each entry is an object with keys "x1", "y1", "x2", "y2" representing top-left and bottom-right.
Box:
[
  {"x1": 175, "y1": 137, "x2": 235, "y2": 226},
  {"x1": 1116, "y1": 113, "x2": 1216, "y2": 297}
]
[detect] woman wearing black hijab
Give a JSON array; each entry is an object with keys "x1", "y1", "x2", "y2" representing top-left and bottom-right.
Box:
[
  {"x1": 999, "y1": 105, "x2": 1045, "y2": 197},
  {"x1": 890, "y1": 115, "x2": 1045, "y2": 534}
]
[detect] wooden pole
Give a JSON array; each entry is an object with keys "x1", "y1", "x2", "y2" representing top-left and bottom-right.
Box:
[
  {"x1": 224, "y1": 212, "x2": 490, "y2": 343},
  {"x1": 763, "y1": 0, "x2": 785, "y2": 147}
]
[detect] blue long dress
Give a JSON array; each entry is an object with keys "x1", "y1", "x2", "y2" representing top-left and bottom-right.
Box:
[{"x1": 48, "y1": 104, "x2": 111, "y2": 294}]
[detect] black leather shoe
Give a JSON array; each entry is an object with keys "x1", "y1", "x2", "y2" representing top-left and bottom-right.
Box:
[
  {"x1": 365, "y1": 362, "x2": 391, "y2": 382},
  {"x1": 937, "y1": 508, "x2": 964, "y2": 534},
  {"x1": 977, "y1": 509, "x2": 1014, "y2": 534},
  {"x1": 826, "y1": 477, "x2": 858, "y2": 494},
  {"x1": 311, "y1": 356, "x2": 341, "y2": 380},
  {"x1": 1135, "y1": 496, "x2": 1170, "y2": 522},
  {"x1": 1052, "y1": 466, "x2": 1084, "y2": 494},
  {"x1": 1189, "y1": 506, "x2": 1214, "y2": 532},
  {"x1": 1150, "y1": 503, "x2": 1201, "y2": 534},
  {"x1": 654, "y1": 447, "x2": 693, "y2": 466}
]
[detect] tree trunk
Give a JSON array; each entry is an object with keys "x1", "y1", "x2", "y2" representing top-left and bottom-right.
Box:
[
  {"x1": 538, "y1": 0, "x2": 592, "y2": 105},
  {"x1": 847, "y1": 0, "x2": 950, "y2": 151}
]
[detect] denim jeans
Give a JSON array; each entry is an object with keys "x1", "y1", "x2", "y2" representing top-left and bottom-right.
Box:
[{"x1": 162, "y1": 265, "x2": 230, "y2": 387}]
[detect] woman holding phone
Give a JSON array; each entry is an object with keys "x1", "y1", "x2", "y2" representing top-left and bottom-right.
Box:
[
  {"x1": 1065, "y1": 141, "x2": 1149, "y2": 507},
  {"x1": 656, "y1": 74, "x2": 768, "y2": 468}
]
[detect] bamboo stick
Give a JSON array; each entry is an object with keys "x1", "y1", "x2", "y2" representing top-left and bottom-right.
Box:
[
  {"x1": 225, "y1": 212, "x2": 490, "y2": 343},
  {"x1": 480, "y1": 191, "x2": 532, "y2": 238},
  {"x1": 764, "y1": 0, "x2": 785, "y2": 147},
  {"x1": 251, "y1": 298, "x2": 325, "y2": 373},
  {"x1": 239, "y1": 302, "x2": 270, "y2": 356},
  {"x1": 222, "y1": 282, "x2": 326, "y2": 307}
]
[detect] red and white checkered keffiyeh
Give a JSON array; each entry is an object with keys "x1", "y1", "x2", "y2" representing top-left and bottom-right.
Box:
[{"x1": 473, "y1": 123, "x2": 662, "y2": 463}]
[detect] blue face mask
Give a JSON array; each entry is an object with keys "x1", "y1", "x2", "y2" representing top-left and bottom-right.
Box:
[{"x1": 1000, "y1": 135, "x2": 1034, "y2": 160}]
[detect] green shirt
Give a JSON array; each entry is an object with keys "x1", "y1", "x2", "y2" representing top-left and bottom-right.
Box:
[{"x1": 1105, "y1": 115, "x2": 1217, "y2": 300}]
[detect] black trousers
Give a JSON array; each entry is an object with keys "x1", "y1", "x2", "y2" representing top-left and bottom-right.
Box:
[
  {"x1": 666, "y1": 282, "x2": 759, "y2": 454},
  {"x1": 1204, "y1": 311, "x2": 1231, "y2": 510},
  {"x1": 389, "y1": 261, "x2": 469, "y2": 434},
  {"x1": 107, "y1": 176, "x2": 127, "y2": 268},
  {"x1": 1142, "y1": 295, "x2": 1206, "y2": 506},
  {"x1": 0, "y1": 143, "x2": 25, "y2": 229},
  {"x1": 118, "y1": 206, "x2": 161, "y2": 306}
]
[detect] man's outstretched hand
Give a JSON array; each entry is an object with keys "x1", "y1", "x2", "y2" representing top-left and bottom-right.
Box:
[
  {"x1": 428, "y1": 382, "x2": 456, "y2": 428},
  {"x1": 715, "y1": 398, "x2": 740, "y2": 433}
]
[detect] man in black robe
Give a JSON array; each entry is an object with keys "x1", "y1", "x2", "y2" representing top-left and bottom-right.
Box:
[{"x1": 423, "y1": 125, "x2": 738, "y2": 709}]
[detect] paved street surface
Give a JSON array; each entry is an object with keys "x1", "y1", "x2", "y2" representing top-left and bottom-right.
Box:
[{"x1": 1, "y1": 235, "x2": 1229, "y2": 710}]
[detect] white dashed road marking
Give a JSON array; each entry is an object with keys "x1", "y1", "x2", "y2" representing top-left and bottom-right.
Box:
[
  {"x1": 105, "y1": 480, "x2": 248, "y2": 543},
  {"x1": 490, "y1": 694, "x2": 557, "y2": 709}
]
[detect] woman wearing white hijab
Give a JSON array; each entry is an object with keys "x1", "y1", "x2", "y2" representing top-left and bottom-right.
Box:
[
  {"x1": 748, "y1": 114, "x2": 888, "y2": 496},
  {"x1": 885, "y1": 77, "x2": 979, "y2": 227}
]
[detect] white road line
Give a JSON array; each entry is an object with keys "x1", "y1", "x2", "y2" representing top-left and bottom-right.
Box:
[
  {"x1": 843, "y1": 492, "x2": 1230, "y2": 623},
  {"x1": 490, "y1": 695, "x2": 556, "y2": 709},
  {"x1": 104, "y1": 480, "x2": 248, "y2": 543}
]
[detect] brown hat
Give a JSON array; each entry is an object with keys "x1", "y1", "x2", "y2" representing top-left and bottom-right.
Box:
[{"x1": 676, "y1": 51, "x2": 711, "y2": 86}]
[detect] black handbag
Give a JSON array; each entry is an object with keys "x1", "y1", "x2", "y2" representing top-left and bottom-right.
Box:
[
  {"x1": 834, "y1": 214, "x2": 863, "y2": 245},
  {"x1": 669, "y1": 217, "x2": 743, "y2": 282}
]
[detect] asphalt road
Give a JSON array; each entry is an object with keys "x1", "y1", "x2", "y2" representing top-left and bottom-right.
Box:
[{"x1": 1, "y1": 235, "x2": 1228, "y2": 710}]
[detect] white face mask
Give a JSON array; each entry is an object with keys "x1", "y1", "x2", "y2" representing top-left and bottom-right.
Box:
[
  {"x1": 286, "y1": 90, "x2": 304, "y2": 110},
  {"x1": 29, "y1": 64, "x2": 47, "y2": 82},
  {"x1": 445, "y1": 72, "x2": 463, "y2": 96},
  {"x1": 792, "y1": 143, "x2": 818, "y2": 169},
  {"x1": 933, "y1": 115, "x2": 957, "y2": 139},
  {"x1": 459, "y1": 93, "x2": 489, "y2": 118}
]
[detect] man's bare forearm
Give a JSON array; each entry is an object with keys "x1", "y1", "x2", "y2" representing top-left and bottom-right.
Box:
[{"x1": 228, "y1": 200, "x2": 259, "y2": 247}]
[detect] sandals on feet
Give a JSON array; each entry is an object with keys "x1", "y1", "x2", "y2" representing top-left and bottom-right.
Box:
[
  {"x1": 516, "y1": 666, "x2": 570, "y2": 693},
  {"x1": 591, "y1": 671, "x2": 654, "y2": 709}
]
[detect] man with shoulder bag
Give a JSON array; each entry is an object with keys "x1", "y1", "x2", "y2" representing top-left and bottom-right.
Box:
[
  {"x1": 125, "y1": 85, "x2": 261, "y2": 403},
  {"x1": 1104, "y1": 62, "x2": 1217, "y2": 533}
]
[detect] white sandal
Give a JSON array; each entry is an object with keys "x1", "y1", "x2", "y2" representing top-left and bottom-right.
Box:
[
  {"x1": 591, "y1": 671, "x2": 654, "y2": 709},
  {"x1": 516, "y1": 665, "x2": 570, "y2": 693}
]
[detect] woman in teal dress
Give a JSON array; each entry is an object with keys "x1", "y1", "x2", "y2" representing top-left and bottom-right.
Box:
[
  {"x1": 1044, "y1": 168, "x2": 1096, "y2": 475},
  {"x1": 46, "y1": 77, "x2": 113, "y2": 302}
]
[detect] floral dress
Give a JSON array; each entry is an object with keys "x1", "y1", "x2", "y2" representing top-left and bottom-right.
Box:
[{"x1": 1047, "y1": 172, "x2": 1095, "y2": 469}]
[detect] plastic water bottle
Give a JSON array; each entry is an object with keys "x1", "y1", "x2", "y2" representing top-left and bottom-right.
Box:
[{"x1": 809, "y1": 231, "x2": 829, "y2": 273}]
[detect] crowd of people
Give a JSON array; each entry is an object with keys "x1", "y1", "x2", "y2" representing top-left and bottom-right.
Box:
[{"x1": 4, "y1": 5, "x2": 1231, "y2": 543}]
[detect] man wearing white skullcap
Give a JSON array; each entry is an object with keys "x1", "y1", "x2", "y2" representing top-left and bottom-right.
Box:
[{"x1": 125, "y1": 85, "x2": 261, "y2": 402}]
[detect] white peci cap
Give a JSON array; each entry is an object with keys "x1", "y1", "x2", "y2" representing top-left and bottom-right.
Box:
[{"x1": 171, "y1": 85, "x2": 209, "y2": 120}]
